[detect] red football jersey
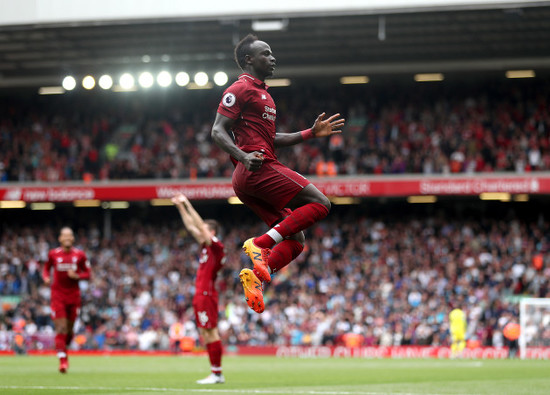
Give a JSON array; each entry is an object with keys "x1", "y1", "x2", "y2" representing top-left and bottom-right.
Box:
[
  {"x1": 217, "y1": 73, "x2": 277, "y2": 160},
  {"x1": 43, "y1": 247, "x2": 90, "y2": 301},
  {"x1": 194, "y1": 236, "x2": 225, "y2": 299}
]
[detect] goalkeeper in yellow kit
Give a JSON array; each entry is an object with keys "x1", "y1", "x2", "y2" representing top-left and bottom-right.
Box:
[{"x1": 449, "y1": 308, "x2": 467, "y2": 357}]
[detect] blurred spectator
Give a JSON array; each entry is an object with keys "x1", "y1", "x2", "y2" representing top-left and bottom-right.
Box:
[
  {"x1": 0, "y1": 207, "x2": 548, "y2": 350},
  {"x1": 2, "y1": 79, "x2": 550, "y2": 181}
]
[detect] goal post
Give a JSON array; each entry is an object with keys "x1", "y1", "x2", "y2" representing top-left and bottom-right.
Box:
[{"x1": 519, "y1": 298, "x2": 550, "y2": 360}]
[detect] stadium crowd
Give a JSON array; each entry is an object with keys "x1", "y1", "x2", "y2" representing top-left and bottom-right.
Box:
[
  {"x1": 1, "y1": 207, "x2": 548, "y2": 351},
  {"x1": 1, "y1": 79, "x2": 550, "y2": 182}
]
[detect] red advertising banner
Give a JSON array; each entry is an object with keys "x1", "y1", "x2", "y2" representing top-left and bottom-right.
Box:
[
  {"x1": 1, "y1": 173, "x2": 549, "y2": 202},
  {"x1": 238, "y1": 345, "x2": 550, "y2": 359},
  {"x1": 2, "y1": 346, "x2": 549, "y2": 359}
]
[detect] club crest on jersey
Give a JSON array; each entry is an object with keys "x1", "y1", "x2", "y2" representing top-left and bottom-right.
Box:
[
  {"x1": 261, "y1": 94, "x2": 267, "y2": 100},
  {"x1": 222, "y1": 93, "x2": 236, "y2": 107}
]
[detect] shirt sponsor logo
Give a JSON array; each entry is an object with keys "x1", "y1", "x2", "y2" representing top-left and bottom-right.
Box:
[
  {"x1": 222, "y1": 93, "x2": 236, "y2": 107},
  {"x1": 57, "y1": 263, "x2": 77, "y2": 271},
  {"x1": 263, "y1": 105, "x2": 276, "y2": 121}
]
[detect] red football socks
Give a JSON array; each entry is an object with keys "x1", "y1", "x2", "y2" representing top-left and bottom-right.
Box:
[
  {"x1": 254, "y1": 202, "x2": 329, "y2": 249},
  {"x1": 253, "y1": 233, "x2": 277, "y2": 249},
  {"x1": 206, "y1": 340, "x2": 223, "y2": 375},
  {"x1": 55, "y1": 333, "x2": 67, "y2": 356},
  {"x1": 268, "y1": 239, "x2": 304, "y2": 274}
]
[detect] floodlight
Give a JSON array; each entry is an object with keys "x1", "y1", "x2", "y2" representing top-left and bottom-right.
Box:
[
  {"x1": 119, "y1": 73, "x2": 135, "y2": 89},
  {"x1": 157, "y1": 71, "x2": 172, "y2": 87},
  {"x1": 175, "y1": 72, "x2": 190, "y2": 86},
  {"x1": 98, "y1": 75, "x2": 113, "y2": 89},
  {"x1": 138, "y1": 72, "x2": 154, "y2": 88},
  {"x1": 194, "y1": 72, "x2": 209, "y2": 86},
  {"x1": 214, "y1": 71, "x2": 228, "y2": 86},
  {"x1": 62, "y1": 76, "x2": 76, "y2": 91},
  {"x1": 82, "y1": 75, "x2": 95, "y2": 90}
]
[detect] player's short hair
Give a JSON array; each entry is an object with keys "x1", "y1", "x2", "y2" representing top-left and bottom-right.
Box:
[
  {"x1": 59, "y1": 226, "x2": 74, "y2": 235},
  {"x1": 234, "y1": 34, "x2": 259, "y2": 69},
  {"x1": 204, "y1": 219, "x2": 220, "y2": 235}
]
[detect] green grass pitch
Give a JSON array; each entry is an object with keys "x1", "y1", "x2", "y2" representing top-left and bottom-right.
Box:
[{"x1": 0, "y1": 356, "x2": 549, "y2": 394}]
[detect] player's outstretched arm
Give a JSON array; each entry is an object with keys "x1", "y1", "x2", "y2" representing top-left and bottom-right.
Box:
[
  {"x1": 273, "y1": 131, "x2": 305, "y2": 147},
  {"x1": 311, "y1": 112, "x2": 345, "y2": 138},
  {"x1": 179, "y1": 195, "x2": 213, "y2": 246},
  {"x1": 172, "y1": 195, "x2": 208, "y2": 245},
  {"x1": 274, "y1": 112, "x2": 345, "y2": 147},
  {"x1": 211, "y1": 113, "x2": 265, "y2": 172}
]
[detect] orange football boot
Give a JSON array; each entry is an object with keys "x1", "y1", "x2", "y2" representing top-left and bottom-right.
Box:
[
  {"x1": 239, "y1": 268, "x2": 265, "y2": 313},
  {"x1": 242, "y1": 238, "x2": 271, "y2": 282}
]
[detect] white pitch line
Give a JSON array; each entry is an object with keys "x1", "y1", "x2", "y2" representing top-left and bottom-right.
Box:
[{"x1": 0, "y1": 385, "x2": 476, "y2": 395}]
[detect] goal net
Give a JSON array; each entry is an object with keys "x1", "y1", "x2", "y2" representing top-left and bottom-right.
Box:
[{"x1": 519, "y1": 298, "x2": 550, "y2": 359}]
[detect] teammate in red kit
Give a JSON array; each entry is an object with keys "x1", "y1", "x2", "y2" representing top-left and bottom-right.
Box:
[
  {"x1": 42, "y1": 227, "x2": 91, "y2": 373},
  {"x1": 172, "y1": 194, "x2": 226, "y2": 384},
  {"x1": 211, "y1": 34, "x2": 345, "y2": 314}
]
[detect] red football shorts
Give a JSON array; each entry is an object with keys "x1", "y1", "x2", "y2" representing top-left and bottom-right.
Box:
[
  {"x1": 232, "y1": 158, "x2": 311, "y2": 226},
  {"x1": 193, "y1": 294, "x2": 219, "y2": 329},
  {"x1": 51, "y1": 298, "x2": 80, "y2": 322}
]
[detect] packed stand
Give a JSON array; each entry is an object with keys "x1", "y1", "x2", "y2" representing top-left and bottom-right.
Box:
[
  {"x1": 2, "y1": 79, "x2": 550, "y2": 183},
  {"x1": 1, "y1": 208, "x2": 548, "y2": 351}
]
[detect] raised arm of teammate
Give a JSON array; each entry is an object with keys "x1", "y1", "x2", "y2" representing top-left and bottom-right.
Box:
[
  {"x1": 211, "y1": 113, "x2": 265, "y2": 172},
  {"x1": 172, "y1": 194, "x2": 212, "y2": 246},
  {"x1": 180, "y1": 194, "x2": 213, "y2": 246},
  {"x1": 182, "y1": 196, "x2": 212, "y2": 242},
  {"x1": 274, "y1": 112, "x2": 345, "y2": 148}
]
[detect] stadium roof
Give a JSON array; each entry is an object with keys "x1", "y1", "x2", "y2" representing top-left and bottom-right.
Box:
[{"x1": 1, "y1": 3, "x2": 550, "y2": 88}]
